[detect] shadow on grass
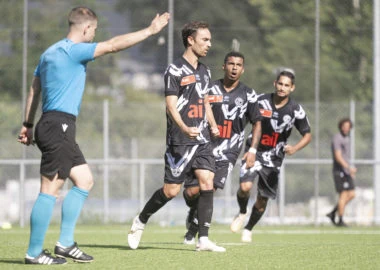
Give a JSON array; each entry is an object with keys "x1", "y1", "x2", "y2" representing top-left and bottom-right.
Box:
[
  {"x1": 80, "y1": 242, "x2": 194, "y2": 252},
  {"x1": 0, "y1": 259, "x2": 24, "y2": 265}
]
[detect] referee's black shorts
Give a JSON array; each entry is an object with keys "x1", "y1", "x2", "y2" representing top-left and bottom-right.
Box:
[{"x1": 34, "y1": 111, "x2": 86, "y2": 180}]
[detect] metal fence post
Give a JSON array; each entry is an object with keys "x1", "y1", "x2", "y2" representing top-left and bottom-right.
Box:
[
  {"x1": 19, "y1": 161, "x2": 25, "y2": 227},
  {"x1": 131, "y1": 138, "x2": 138, "y2": 200},
  {"x1": 279, "y1": 165, "x2": 285, "y2": 224},
  {"x1": 139, "y1": 162, "x2": 146, "y2": 211},
  {"x1": 103, "y1": 99, "x2": 109, "y2": 224}
]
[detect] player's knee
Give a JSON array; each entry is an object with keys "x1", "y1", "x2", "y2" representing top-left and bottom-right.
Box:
[
  {"x1": 44, "y1": 189, "x2": 61, "y2": 198},
  {"x1": 239, "y1": 182, "x2": 252, "y2": 194},
  {"x1": 256, "y1": 197, "x2": 268, "y2": 211},
  {"x1": 76, "y1": 175, "x2": 94, "y2": 191},
  {"x1": 166, "y1": 189, "x2": 179, "y2": 198},
  {"x1": 185, "y1": 186, "x2": 200, "y2": 197},
  {"x1": 256, "y1": 205, "x2": 266, "y2": 213},
  {"x1": 163, "y1": 184, "x2": 181, "y2": 198},
  {"x1": 237, "y1": 188, "x2": 250, "y2": 198},
  {"x1": 87, "y1": 177, "x2": 94, "y2": 191}
]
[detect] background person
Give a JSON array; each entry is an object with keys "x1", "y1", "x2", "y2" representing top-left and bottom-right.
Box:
[{"x1": 326, "y1": 118, "x2": 356, "y2": 227}]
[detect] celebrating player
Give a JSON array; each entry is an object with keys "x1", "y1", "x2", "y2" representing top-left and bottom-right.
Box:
[
  {"x1": 127, "y1": 21, "x2": 225, "y2": 252},
  {"x1": 182, "y1": 51, "x2": 262, "y2": 244},
  {"x1": 230, "y1": 70, "x2": 312, "y2": 242},
  {"x1": 18, "y1": 6, "x2": 169, "y2": 265}
]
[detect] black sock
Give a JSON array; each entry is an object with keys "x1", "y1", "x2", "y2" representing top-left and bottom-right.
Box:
[
  {"x1": 139, "y1": 188, "x2": 171, "y2": 224},
  {"x1": 183, "y1": 189, "x2": 200, "y2": 208},
  {"x1": 245, "y1": 206, "x2": 264, "y2": 231},
  {"x1": 185, "y1": 217, "x2": 198, "y2": 240},
  {"x1": 338, "y1": 216, "x2": 343, "y2": 223},
  {"x1": 330, "y1": 204, "x2": 338, "y2": 214},
  {"x1": 183, "y1": 189, "x2": 199, "y2": 223},
  {"x1": 237, "y1": 189, "x2": 249, "y2": 214},
  {"x1": 183, "y1": 189, "x2": 200, "y2": 239},
  {"x1": 197, "y1": 190, "x2": 213, "y2": 238}
]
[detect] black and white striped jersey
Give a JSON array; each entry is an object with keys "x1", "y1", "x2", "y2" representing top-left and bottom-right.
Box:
[
  {"x1": 208, "y1": 79, "x2": 261, "y2": 162},
  {"x1": 245, "y1": 93, "x2": 311, "y2": 168},
  {"x1": 164, "y1": 57, "x2": 211, "y2": 145}
]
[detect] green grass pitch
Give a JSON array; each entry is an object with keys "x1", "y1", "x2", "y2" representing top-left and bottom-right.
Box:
[{"x1": 1, "y1": 224, "x2": 379, "y2": 269}]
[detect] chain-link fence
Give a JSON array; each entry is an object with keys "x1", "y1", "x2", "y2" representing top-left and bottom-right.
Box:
[{"x1": 0, "y1": 99, "x2": 375, "y2": 226}]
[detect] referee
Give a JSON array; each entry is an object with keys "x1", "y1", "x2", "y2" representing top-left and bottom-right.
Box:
[{"x1": 18, "y1": 6, "x2": 169, "y2": 265}]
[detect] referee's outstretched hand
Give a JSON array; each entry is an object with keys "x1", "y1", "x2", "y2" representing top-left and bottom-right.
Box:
[{"x1": 149, "y1": 13, "x2": 170, "y2": 35}]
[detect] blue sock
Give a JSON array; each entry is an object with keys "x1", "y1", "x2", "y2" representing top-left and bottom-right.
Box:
[
  {"x1": 27, "y1": 193, "x2": 56, "y2": 257},
  {"x1": 58, "y1": 186, "x2": 89, "y2": 247}
]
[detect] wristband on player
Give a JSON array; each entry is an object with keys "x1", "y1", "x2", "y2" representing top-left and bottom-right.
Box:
[
  {"x1": 248, "y1": 147, "x2": 257, "y2": 154},
  {"x1": 22, "y1": 122, "x2": 34, "y2": 128}
]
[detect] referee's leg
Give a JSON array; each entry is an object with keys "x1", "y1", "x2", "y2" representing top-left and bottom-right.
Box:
[
  {"x1": 56, "y1": 164, "x2": 93, "y2": 260},
  {"x1": 26, "y1": 174, "x2": 64, "y2": 258}
]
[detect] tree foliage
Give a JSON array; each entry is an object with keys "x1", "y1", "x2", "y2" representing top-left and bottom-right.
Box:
[
  {"x1": 0, "y1": 0, "x2": 374, "y2": 102},
  {"x1": 0, "y1": 0, "x2": 116, "y2": 101},
  {"x1": 0, "y1": 1, "x2": 24, "y2": 101},
  {"x1": 115, "y1": 0, "x2": 373, "y2": 102}
]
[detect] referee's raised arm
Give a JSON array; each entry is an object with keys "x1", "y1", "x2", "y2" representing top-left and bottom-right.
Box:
[{"x1": 94, "y1": 13, "x2": 170, "y2": 58}]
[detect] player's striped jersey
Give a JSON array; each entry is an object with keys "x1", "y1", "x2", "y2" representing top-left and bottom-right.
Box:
[
  {"x1": 208, "y1": 79, "x2": 261, "y2": 162},
  {"x1": 164, "y1": 57, "x2": 211, "y2": 145},
  {"x1": 245, "y1": 93, "x2": 311, "y2": 168}
]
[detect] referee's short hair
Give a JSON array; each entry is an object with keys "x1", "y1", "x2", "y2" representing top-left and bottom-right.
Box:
[{"x1": 68, "y1": 6, "x2": 97, "y2": 27}]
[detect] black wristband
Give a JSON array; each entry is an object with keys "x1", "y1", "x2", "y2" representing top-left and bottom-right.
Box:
[{"x1": 22, "y1": 122, "x2": 34, "y2": 128}]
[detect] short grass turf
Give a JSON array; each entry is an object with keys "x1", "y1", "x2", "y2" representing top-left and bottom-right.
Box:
[{"x1": 1, "y1": 224, "x2": 380, "y2": 269}]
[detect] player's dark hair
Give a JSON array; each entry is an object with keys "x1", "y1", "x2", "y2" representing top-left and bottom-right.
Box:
[
  {"x1": 276, "y1": 70, "x2": 295, "y2": 85},
  {"x1": 338, "y1": 118, "x2": 353, "y2": 130},
  {"x1": 181, "y1": 21, "x2": 209, "y2": 48},
  {"x1": 224, "y1": 51, "x2": 245, "y2": 64},
  {"x1": 68, "y1": 6, "x2": 97, "y2": 26}
]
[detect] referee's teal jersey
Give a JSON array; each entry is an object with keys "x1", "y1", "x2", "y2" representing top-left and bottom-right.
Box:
[{"x1": 34, "y1": 38, "x2": 96, "y2": 116}]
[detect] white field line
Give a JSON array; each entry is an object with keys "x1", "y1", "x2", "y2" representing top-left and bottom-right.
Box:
[
  {"x1": 4, "y1": 228, "x2": 380, "y2": 235},
  {"x1": 148, "y1": 229, "x2": 380, "y2": 235},
  {"x1": 74, "y1": 228, "x2": 380, "y2": 235}
]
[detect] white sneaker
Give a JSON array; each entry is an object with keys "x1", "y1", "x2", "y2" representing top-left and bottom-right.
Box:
[
  {"x1": 230, "y1": 212, "x2": 248, "y2": 233},
  {"x1": 128, "y1": 216, "x2": 145, "y2": 250},
  {"x1": 183, "y1": 237, "x2": 195, "y2": 245},
  {"x1": 196, "y1": 239, "x2": 226, "y2": 252},
  {"x1": 241, "y1": 229, "x2": 252, "y2": 243}
]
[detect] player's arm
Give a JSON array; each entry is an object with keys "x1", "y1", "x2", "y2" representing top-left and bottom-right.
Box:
[
  {"x1": 243, "y1": 91, "x2": 262, "y2": 167},
  {"x1": 165, "y1": 95, "x2": 200, "y2": 138},
  {"x1": 18, "y1": 76, "x2": 41, "y2": 145},
  {"x1": 94, "y1": 12, "x2": 170, "y2": 58},
  {"x1": 285, "y1": 105, "x2": 312, "y2": 155},
  {"x1": 284, "y1": 132, "x2": 312, "y2": 156},
  {"x1": 243, "y1": 121, "x2": 261, "y2": 168},
  {"x1": 334, "y1": 148, "x2": 357, "y2": 177},
  {"x1": 204, "y1": 94, "x2": 219, "y2": 137}
]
